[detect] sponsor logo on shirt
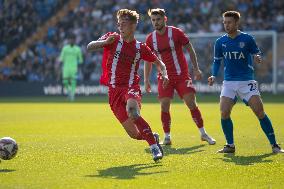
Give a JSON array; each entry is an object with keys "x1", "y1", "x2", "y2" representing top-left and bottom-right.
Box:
[
  {"x1": 239, "y1": 42, "x2": 245, "y2": 48},
  {"x1": 223, "y1": 51, "x2": 245, "y2": 59}
]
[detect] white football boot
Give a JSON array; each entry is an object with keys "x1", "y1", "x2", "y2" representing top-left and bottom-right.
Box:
[
  {"x1": 272, "y1": 144, "x2": 284, "y2": 153},
  {"x1": 201, "y1": 133, "x2": 216, "y2": 145}
]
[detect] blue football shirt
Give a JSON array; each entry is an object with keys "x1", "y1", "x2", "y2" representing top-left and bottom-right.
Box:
[{"x1": 212, "y1": 31, "x2": 260, "y2": 81}]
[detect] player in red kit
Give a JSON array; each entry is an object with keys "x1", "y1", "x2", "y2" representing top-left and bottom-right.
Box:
[
  {"x1": 145, "y1": 8, "x2": 216, "y2": 145},
  {"x1": 87, "y1": 9, "x2": 169, "y2": 161}
]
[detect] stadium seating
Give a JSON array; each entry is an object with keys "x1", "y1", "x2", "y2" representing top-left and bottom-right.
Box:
[{"x1": 0, "y1": 0, "x2": 284, "y2": 82}]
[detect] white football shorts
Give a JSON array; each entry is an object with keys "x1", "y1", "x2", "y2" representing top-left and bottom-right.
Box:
[{"x1": 220, "y1": 80, "x2": 260, "y2": 105}]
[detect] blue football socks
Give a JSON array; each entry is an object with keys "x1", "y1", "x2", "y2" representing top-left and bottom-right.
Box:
[
  {"x1": 259, "y1": 114, "x2": 276, "y2": 145},
  {"x1": 221, "y1": 118, "x2": 234, "y2": 145}
]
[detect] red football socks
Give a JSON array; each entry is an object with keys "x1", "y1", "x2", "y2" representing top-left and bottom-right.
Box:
[
  {"x1": 134, "y1": 117, "x2": 156, "y2": 145},
  {"x1": 161, "y1": 111, "x2": 171, "y2": 133},
  {"x1": 190, "y1": 107, "x2": 204, "y2": 128}
]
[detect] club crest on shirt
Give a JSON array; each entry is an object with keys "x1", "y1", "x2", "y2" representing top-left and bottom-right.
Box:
[
  {"x1": 222, "y1": 44, "x2": 226, "y2": 48},
  {"x1": 239, "y1": 42, "x2": 245, "y2": 48}
]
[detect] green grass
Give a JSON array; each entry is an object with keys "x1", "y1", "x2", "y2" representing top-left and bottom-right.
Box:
[
  {"x1": 0, "y1": 99, "x2": 284, "y2": 189},
  {"x1": 0, "y1": 93, "x2": 283, "y2": 103}
]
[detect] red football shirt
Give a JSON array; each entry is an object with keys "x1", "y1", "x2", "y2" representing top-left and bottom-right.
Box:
[
  {"x1": 146, "y1": 26, "x2": 190, "y2": 80},
  {"x1": 100, "y1": 32, "x2": 158, "y2": 87}
]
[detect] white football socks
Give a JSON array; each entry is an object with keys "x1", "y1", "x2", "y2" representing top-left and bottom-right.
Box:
[
  {"x1": 199, "y1": 127, "x2": 206, "y2": 135},
  {"x1": 165, "y1": 132, "x2": 171, "y2": 138}
]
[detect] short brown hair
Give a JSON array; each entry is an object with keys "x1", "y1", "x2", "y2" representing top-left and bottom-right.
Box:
[
  {"x1": 147, "y1": 8, "x2": 166, "y2": 17},
  {"x1": 223, "y1": 11, "x2": 241, "y2": 21},
  {"x1": 117, "y1": 9, "x2": 139, "y2": 23}
]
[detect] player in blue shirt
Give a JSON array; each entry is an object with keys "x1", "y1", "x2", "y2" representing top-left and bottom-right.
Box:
[{"x1": 208, "y1": 11, "x2": 283, "y2": 153}]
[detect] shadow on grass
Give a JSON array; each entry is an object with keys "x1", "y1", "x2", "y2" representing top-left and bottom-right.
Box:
[
  {"x1": 217, "y1": 153, "x2": 274, "y2": 165},
  {"x1": 145, "y1": 144, "x2": 206, "y2": 156},
  {"x1": 85, "y1": 163, "x2": 167, "y2": 179},
  {"x1": 0, "y1": 169, "x2": 16, "y2": 173}
]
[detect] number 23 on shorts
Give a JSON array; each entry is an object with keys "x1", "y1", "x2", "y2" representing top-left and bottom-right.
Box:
[{"x1": 248, "y1": 82, "x2": 257, "y2": 91}]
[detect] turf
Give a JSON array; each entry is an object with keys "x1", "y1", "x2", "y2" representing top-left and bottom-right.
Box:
[
  {"x1": 0, "y1": 93, "x2": 283, "y2": 103},
  {"x1": 0, "y1": 99, "x2": 283, "y2": 189}
]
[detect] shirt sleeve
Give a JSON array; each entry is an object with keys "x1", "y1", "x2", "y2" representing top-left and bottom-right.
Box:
[
  {"x1": 214, "y1": 39, "x2": 223, "y2": 59},
  {"x1": 141, "y1": 43, "x2": 158, "y2": 63},
  {"x1": 145, "y1": 34, "x2": 154, "y2": 51},
  {"x1": 98, "y1": 32, "x2": 119, "y2": 49},
  {"x1": 248, "y1": 35, "x2": 261, "y2": 55},
  {"x1": 98, "y1": 32, "x2": 112, "y2": 41},
  {"x1": 212, "y1": 39, "x2": 223, "y2": 77},
  {"x1": 176, "y1": 28, "x2": 189, "y2": 46}
]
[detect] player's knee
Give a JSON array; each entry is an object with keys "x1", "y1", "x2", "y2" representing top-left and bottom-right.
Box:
[
  {"x1": 128, "y1": 107, "x2": 140, "y2": 120},
  {"x1": 161, "y1": 103, "x2": 170, "y2": 112},
  {"x1": 221, "y1": 110, "x2": 231, "y2": 119},
  {"x1": 255, "y1": 109, "x2": 265, "y2": 119},
  {"x1": 63, "y1": 79, "x2": 69, "y2": 85},
  {"x1": 187, "y1": 101, "x2": 197, "y2": 110},
  {"x1": 160, "y1": 99, "x2": 171, "y2": 112},
  {"x1": 183, "y1": 93, "x2": 196, "y2": 109},
  {"x1": 127, "y1": 132, "x2": 139, "y2": 139},
  {"x1": 130, "y1": 132, "x2": 142, "y2": 140},
  {"x1": 70, "y1": 79, "x2": 76, "y2": 85}
]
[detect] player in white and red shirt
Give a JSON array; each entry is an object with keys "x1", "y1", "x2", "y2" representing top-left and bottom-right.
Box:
[
  {"x1": 145, "y1": 8, "x2": 216, "y2": 145},
  {"x1": 87, "y1": 9, "x2": 169, "y2": 162}
]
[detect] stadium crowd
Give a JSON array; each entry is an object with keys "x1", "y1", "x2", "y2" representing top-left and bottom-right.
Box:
[
  {"x1": 0, "y1": 0, "x2": 65, "y2": 59},
  {"x1": 0, "y1": 0, "x2": 283, "y2": 82}
]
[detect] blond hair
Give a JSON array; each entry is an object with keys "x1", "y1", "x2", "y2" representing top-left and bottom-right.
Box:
[
  {"x1": 147, "y1": 8, "x2": 166, "y2": 17},
  {"x1": 223, "y1": 11, "x2": 241, "y2": 21},
  {"x1": 117, "y1": 9, "x2": 139, "y2": 23}
]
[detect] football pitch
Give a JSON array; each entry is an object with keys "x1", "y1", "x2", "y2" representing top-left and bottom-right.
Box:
[{"x1": 0, "y1": 95, "x2": 284, "y2": 189}]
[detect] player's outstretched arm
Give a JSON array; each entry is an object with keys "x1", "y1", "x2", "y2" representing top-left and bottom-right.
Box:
[
  {"x1": 144, "y1": 61, "x2": 153, "y2": 93},
  {"x1": 209, "y1": 39, "x2": 222, "y2": 86},
  {"x1": 185, "y1": 42, "x2": 202, "y2": 80},
  {"x1": 87, "y1": 35, "x2": 116, "y2": 51}
]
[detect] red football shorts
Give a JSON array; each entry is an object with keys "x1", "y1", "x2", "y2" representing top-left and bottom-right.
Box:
[
  {"x1": 158, "y1": 77, "x2": 196, "y2": 99},
  {"x1": 108, "y1": 85, "x2": 142, "y2": 123}
]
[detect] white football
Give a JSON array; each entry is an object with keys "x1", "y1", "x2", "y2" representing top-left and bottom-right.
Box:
[{"x1": 0, "y1": 137, "x2": 18, "y2": 160}]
